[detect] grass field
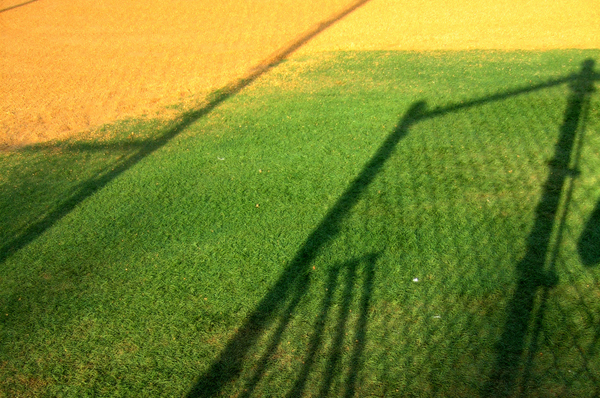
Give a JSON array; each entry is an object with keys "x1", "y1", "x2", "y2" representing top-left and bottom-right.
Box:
[{"x1": 1, "y1": 50, "x2": 600, "y2": 397}]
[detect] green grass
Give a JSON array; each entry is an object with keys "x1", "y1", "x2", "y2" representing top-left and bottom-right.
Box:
[{"x1": 1, "y1": 50, "x2": 600, "y2": 397}]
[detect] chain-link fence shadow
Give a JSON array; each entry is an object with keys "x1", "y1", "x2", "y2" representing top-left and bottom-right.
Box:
[{"x1": 188, "y1": 59, "x2": 600, "y2": 397}]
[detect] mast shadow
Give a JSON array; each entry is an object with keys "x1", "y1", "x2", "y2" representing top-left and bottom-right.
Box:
[
  {"x1": 482, "y1": 59, "x2": 598, "y2": 397},
  {"x1": 186, "y1": 101, "x2": 426, "y2": 397},
  {"x1": 188, "y1": 60, "x2": 599, "y2": 396}
]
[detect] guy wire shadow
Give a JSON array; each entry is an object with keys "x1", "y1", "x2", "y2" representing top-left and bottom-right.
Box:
[
  {"x1": 0, "y1": 0, "x2": 39, "y2": 13},
  {"x1": 0, "y1": 0, "x2": 373, "y2": 266},
  {"x1": 187, "y1": 61, "x2": 599, "y2": 397}
]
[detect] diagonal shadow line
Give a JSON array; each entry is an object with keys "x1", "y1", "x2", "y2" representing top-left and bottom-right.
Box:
[
  {"x1": 1, "y1": 68, "x2": 583, "y2": 266},
  {"x1": 482, "y1": 59, "x2": 598, "y2": 398},
  {"x1": 187, "y1": 62, "x2": 600, "y2": 397},
  {"x1": 0, "y1": 0, "x2": 38, "y2": 13},
  {"x1": 0, "y1": 0, "x2": 373, "y2": 266},
  {"x1": 186, "y1": 101, "x2": 426, "y2": 398}
]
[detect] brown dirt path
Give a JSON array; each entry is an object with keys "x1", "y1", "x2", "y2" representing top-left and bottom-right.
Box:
[{"x1": 1, "y1": 0, "x2": 598, "y2": 147}]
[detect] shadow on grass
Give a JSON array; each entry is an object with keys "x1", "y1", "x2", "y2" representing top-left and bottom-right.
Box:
[
  {"x1": 579, "y1": 198, "x2": 600, "y2": 266},
  {"x1": 242, "y1": 253, "x2": 378, "y2": 398},
  {"x1": 187, "y1": 101, "x2": 425, "y2": 397},
  {"x1": 482, "y1": 59, "x2": 598, "y2": 398},
  {"x1": 1, "y1": 21, "x2": 599, "y2": 395},
  {"x1": 188, "y1": 61, "x2": 599, "y2": 396},
  {"x1": 0, "y1": 0, "x2": 373, "y2": 267}
]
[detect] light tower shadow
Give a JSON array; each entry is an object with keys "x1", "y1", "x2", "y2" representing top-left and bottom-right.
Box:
[{"x1": 188, "y1": 60, "x2": 599, "y2": 396}]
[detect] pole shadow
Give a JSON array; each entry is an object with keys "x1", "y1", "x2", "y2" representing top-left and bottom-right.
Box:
[
  {"x1": 186, "y1": 101, "x2": 426, "y2": 398},
  {"x1": 187, "y1": 60, "x2": 599, "y2": 397},
  {"x1": 0, "y1": 0, "x2": 373, "y2": 266},
  {"x1": 579, "y1": 199, "x2": 600, "y2": 266},
  {"x1": 482, "y1": 59, "x2": 598, "y2": 397}
]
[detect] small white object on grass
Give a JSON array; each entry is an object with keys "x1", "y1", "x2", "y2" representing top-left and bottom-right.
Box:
[{"x1": 413, "y1": 278, "x2": 419, "y2": 282}]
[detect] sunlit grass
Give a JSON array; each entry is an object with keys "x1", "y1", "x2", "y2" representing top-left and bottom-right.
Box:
[{"x1": 1, "y1": 50, "x2": 599, "y2": 397}]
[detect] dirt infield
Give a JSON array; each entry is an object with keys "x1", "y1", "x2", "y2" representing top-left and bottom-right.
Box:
[{"x1": 1, "y1": 0, "x2": 598, "y2": 147}]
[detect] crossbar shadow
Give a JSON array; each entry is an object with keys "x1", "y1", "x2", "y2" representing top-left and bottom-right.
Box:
[
  {"x1": 2, "y1": 4, "x2": 597, "y2": 392},
  {"x1": 0, "y1": 0, "x2": 373, "y2": 266},
  {"x1": 187, "y1": 61, "x2": 599, "y2": 396}
]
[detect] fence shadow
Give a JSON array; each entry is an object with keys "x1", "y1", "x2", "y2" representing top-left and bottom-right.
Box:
[
  {"x1": 481, "y1": 59, "x2": 598, "y2": 397},
  {"x1": 187, "y1": 60, "x2": 599, "y2": 396},
  {"x1": 579, "y1": 198, "x2": 600, "y2": 266},
  {"x1": 0, "y1": 0, "x2": 373, "y2": 266},
  {"x1": 2, "y1": 11, "x2": 598, "y2": 393}
]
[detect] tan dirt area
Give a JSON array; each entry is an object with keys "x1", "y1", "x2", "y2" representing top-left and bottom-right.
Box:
[{"x1": 1, "y1": 0, "x2": 599, "y2": 147}]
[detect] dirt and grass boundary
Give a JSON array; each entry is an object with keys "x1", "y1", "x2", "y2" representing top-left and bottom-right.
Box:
[{"x1": 1, "y1": 0, "x2": 598, "y2": 148}]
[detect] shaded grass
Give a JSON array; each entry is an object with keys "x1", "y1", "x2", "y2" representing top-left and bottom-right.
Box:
[{"x1": 1, "y1": 50, "x2": 600, "y2": 397}]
